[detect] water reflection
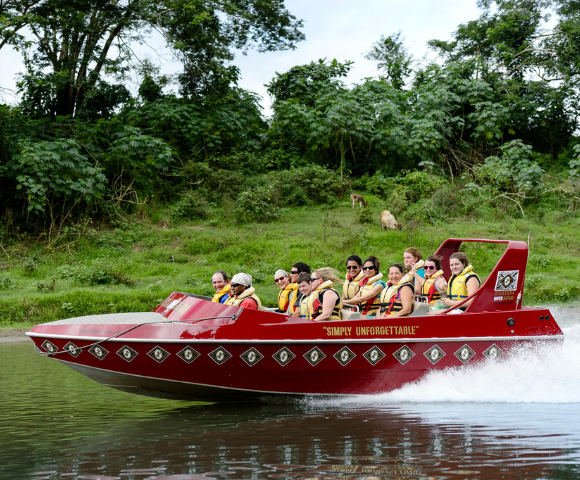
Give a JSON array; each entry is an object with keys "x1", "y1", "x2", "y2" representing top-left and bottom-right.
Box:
[{"x1": 2, "y1": 314, "x2": 580, "y2": 478}]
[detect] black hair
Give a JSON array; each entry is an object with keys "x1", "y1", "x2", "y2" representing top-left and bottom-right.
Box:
[
  {"x1": 293, "y1": 262, "x2": 311, "y2": 274},
  {"x1": 363, "y1": 255, "x2": 380, "y2": 273},
  {"x1": 425, "y1": 255, "x2": 443, "y2": 270},
  {"x1": 389, "y1": 263, "x2": 405, "y2": 274},
  {"x1": 345, "y1": 255, "x2": 362, "y2": 266}
]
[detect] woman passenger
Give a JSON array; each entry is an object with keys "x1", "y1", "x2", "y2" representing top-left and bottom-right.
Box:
[
  {"x1": 342, "y1": 256, "x2": 386, "y2": 317},
  {"x1": 379, "y1": 263, "x2": 414, "y2": 317},
  {"x1": 414, "y1": 255, "x2": 447, "y2": 305},
  {"x1": 404, "y1": 247, "x2": 425, "y2": 285},
  {"x1": 435, "y1": 252, "x2": 480, "y2": 311},
  {"x1": 308, "y1": 268, "x2": 343, "y2": 321},
  {"x1": 342, "y1": 255, "x2": 363, "y2": 301}
]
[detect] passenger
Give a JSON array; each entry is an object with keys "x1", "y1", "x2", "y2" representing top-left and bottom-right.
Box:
[
  {"x1": 404, "y1": 247, "x2": 425, "y2": 285},
  {"x1": 224, "y1": 273, "x2": 262, "y2": 310},
  {"x1": 342, "y1": 256, "x2": 386, "y2": 317},
  {"x1": 287, "y1": 262, "x2": 311, "y2": 316},
  {"x1": 296, "y1": 272, "x2": 312, "y2": 318},
  {"x1": 415, "y1": 255, "x2": 447, "y2": 306},
  {"x1": 211, "y1": 270, "x2": 231, "y2": 303},
  {"x1": 379, "y1": 263, "x2": 414, "y2": 317},
  {"x1": 435, "y1": 252, "x2": 480, "y2": 311},
  {"x1": 274, "y1": 269, "x2": 294, "y2": 313},
  {"x1": 342, "y1": 255, "x2": 363, "y2": 301},
  {"x1": 308, "y1": 267, "x2": 343, "y2": 321}
]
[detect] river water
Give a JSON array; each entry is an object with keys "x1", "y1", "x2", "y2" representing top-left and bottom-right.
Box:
[{"x1": 2, "y1": 307, "x2": 580, "y2": 479}]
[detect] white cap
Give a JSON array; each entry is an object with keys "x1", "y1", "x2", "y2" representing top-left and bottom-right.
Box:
[
  {"x1": 274, "y1": 269, "x2": 288, "y2": 279},
  {"x1": 231, "y1": 273, "x2": 252, "y2": 287}
]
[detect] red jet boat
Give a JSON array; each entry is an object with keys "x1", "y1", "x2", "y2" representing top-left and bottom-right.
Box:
[{"x1": 27, "y1": 238, "x2": 563, "y2": 401}]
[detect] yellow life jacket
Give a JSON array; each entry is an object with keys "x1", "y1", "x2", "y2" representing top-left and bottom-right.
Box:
[
  {"x1": 356, "y1": 273, "x2": 384, "y2": 316},
  {"x1": 308, "y1": 281, "x2": 343, "y2": 321},
  {"x1": 211, "y1": 284, "x2": 231, "y2": 303},
  {"x1": 277, "y1": 283, "x2": 296, "y2": 311},
  {"x1": 447, "y1": 265, "x2": 480, "y2": 301},
  {"x1": 287, "y1": 284, "x2": 301, "y2": 314},
  {"x1": 298, "y1": 291, "x2": 312, "y2": 318},
  {"x1": 224, "y1": 287, "x2": 263, "y2": 310},
  {"x1": 343, "y1": 271, "x2": 363, "y2": 300},
  {"x1": 419, "y1": 270, "x2": 445, "y2": 305},
  {"x1": 379, "y1": 278, "x2": 414, "y2": 316}
]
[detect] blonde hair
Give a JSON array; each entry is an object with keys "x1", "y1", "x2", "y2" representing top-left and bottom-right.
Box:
[{"x1": 313, "y1": 267, "x2": 343, "y2": 284}]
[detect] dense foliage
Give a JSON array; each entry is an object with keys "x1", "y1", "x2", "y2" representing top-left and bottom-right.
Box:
[{"x1": 2, "y1": 0, "x2": 580, "y2": 247}]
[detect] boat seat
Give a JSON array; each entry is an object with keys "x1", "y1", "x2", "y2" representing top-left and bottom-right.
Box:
[
  {"x1": 410, "y1": 301, "x2": 430, "y2": 317},
  {"x1": 341, "y1": 310, "x2": 362, "y2": 320}
]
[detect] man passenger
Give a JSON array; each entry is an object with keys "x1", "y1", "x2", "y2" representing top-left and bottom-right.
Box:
[
  {"x1": 274, "y1": 269, "x2": 294, "y2": 313},
  {"x1": 295, "y1": 272, "x2": 313, "y2": 318},
  {"x1": 224, "y1": 273, "x2": 262, "y2": 310},
  {"x1": 211, "y1": 270, "x2": 231, "y2": 303},
  {"x1": 287, "y1": 262, "x2": 311, "y2": 315}
]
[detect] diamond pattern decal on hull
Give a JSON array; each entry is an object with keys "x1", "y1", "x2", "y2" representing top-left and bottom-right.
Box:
[
  {"x1": 88, "y1": 344, "x2": 109, "y2": 360},
  {"x1": 393, "y1": 345, "x2": 415, "y2": 365},
  {"x1": 209, "y1": 347, "x2": 232, "y2": 365},
  {"x1": 41, "y1": 340, "x2": 58, "y2": 354},
  {"x1": 64, "y1": 342, "x2": 81, "y2": 358},
  {"x1": 304, "y1": 347, "x2": 326, "y2": 366},
  {"x1": 117, "y1": 345, "x2": 139, "y2": 362},
  {"x1": 364, "y1": 346, "x2": 386, "y2": 365},
  {"x1": 334, "y1": 346, "x2": 356, "y2": 366},
  {"x1": 177, "y1": 346, "x2": 200, "y2": 364},
  {"x1": 148, "y1": 346, "x2": 170, "y2": 363},
  {"x1": 483, "y1": 344, "x2": 504, "y2": 360},
  {"x1": 454, "y1": 344, "x2": 476, "y2": 364},
  {"x1": 241, "y1": 347, "x2": 264, "y2": 367},
  {"x1": 424, "y1": 345, "x2": 446, "y2": 364},
  {"x1": 273, "y1": 347, "x2": 295, "y2": 366}
]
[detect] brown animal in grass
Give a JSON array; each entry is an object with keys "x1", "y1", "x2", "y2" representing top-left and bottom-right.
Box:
[
  {"x1": 350, "y1": 193, "x2": 368, "y2": 209},
  {"x1": 381, "y1": 210, "x2": 402, "y2": 231}
]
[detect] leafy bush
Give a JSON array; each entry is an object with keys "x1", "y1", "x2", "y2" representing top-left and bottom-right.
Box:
[
  {"x1": 23, "y1": 257, "x2": 39, "y2": 275},
  {"x1": 55, "y1": 258, "x2": 133, "y2": 286},
  {"x1": 169, "y1": 191, "x2": 210, "y2": 220},
  {"x1": 357, "y1": 207, "x2": 374, "y2": 224},
  {"x1": 0, "y1": 275, "x2": 15, "y2": 289},
  {"x1": 235, "y1": 186, "x2": 282, "y2": 222},
  {"x1": 270, "y1": 165, "x2": 346, "y2": 205},
  {"x1": 477, "y1": 140, "x2": 544, "y2": 193}
]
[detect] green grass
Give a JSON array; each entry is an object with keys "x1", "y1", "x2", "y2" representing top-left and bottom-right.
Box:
[{"x1": 0, "y1": 199, "x2": 578, "y2": 327}]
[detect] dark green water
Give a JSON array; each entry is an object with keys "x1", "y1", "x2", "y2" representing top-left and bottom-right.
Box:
[{"x1": 3, "y1": 332, "x2": 580, "y2": 479}]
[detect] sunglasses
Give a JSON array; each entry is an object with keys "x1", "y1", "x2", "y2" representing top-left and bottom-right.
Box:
[
  {"x1": 362, "y1": 266, "x2": 375, "y2": 271},
  {"x1": 275, "y1": 276, "x2": 287, "y2": 282},
  {"x1": 310, "y1": 277, "x2": 320, "y2": 282},
  {"x1": 346, "y1": 266, "x2": 359, "y2": 270},
  {"x1": 290, "y1": 271, "x2": 299, "y2": 275},
  {"x1": 230, "y1": 283, "x2": 241, "y2": 288},
  {"x1": 424, "y1": 265, "x2": 436, "y2": 270}
]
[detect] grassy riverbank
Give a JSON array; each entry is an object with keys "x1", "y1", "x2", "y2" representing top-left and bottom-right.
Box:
[{"x1": 0, "y1": 197, "x2": 578, "y2": 327}]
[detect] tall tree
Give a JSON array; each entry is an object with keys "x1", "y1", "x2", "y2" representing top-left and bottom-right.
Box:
[
  {"x1": 364, "y1": 32, "x2": 413, "y2": 89},
  {"x1": 14, "y1": 0, "x2": 305, "y2": 117}
]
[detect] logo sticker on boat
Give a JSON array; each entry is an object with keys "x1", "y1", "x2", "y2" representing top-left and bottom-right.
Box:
[
  {"x1": 177, "y1": 346, "x2": 200, "y2": 364},
  {"x1": 363, "y1": 346, "x2": 386, "y2": 365},
  {"x1": 334, "y1": 346, "x2": 356, "y2": 366},
  {"x1": 424, "y1": 345, "x2": 446, "y2": 364},
  {"x1": 495, "y1": 270, "x2": 519, "y2": 291},
  {"x1": 147, "y1": 346, "x2": 170, "y2": 363},
  {"x1": 393, "y1": 345, "x2": 415, "y2": 365},
  {"x1": 483, "y1": 344, "x2": 504, "y2": 359},
  {"x1": 64, "y1": 342, "x2": 81, "y2": 358},
  {"x1": 273, "y1": 347, "x2": 295, "y2": 366},
  {"x1": 88, "y1": 344, "x2": 109, "y2": 360},
  {"x1": 117, "y1": 345, "x2": 138, "y2": 362},
  {"x1": 304, "y1": 347, "x2": 326, "y2": 366},
  {"x1": 41, "y1": 339, "x2": 58, "y2": 354},
  {"x1": 209, "y1": 347, "x2": 232, "y2": 365},
  {"x1": 454, "y1": 344, "x2": 476, "y2": 363},
  {"x1": 240, "y1": 347, "x2": 264, "y2": 367}
]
